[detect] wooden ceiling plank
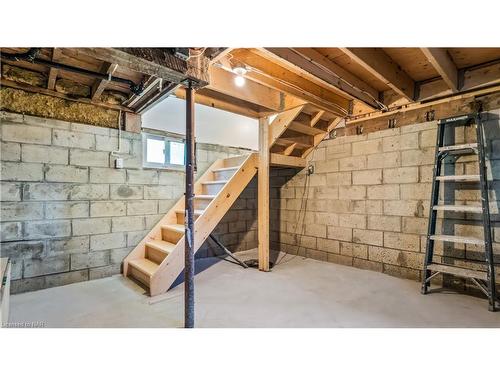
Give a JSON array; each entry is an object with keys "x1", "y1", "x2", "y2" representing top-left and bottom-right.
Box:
[
  {"x1": 91, "y1": 63, "x2": 118, "y2": 101},
  {"x1": 340, "y1": 48, "x2": 415, "y2": 101},
  {"x1": 421, "y1": 48, "x2": 458, "y2": 92},
  {"x1": 264, "y1": 47, "x2": 380, "y2": 108}
]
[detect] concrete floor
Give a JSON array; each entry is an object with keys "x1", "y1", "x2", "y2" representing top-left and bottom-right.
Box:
[{"x1": 9, "y1": 250, "x2": 500, "y2": 327}]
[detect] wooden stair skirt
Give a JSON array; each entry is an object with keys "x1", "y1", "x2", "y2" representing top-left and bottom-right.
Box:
[{"x1": 123, "y1": 153, "x2": 258, "y2": 297}]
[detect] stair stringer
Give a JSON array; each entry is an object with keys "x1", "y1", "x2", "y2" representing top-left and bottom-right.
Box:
[
  {"x1": 149, "y1": 152, "x2": 259, "y2": 296},
  {"x1": 122, "y1": 157, "x2": 229, "y2": 277}
]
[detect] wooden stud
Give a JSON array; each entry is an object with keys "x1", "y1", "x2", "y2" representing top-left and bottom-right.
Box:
[
  {"x1": 340, "y1": 48, "x2": 416, "y2": 101},
  {"x1": 421, "y1": 48, "x2": 458, "y2": 92},
  {"x1": 47, "y1": 68, "x2": 58, "y2": 90},
  {"x1": 91, "y1": 63, "x2": 118, "y2": 101},
  {"x1": 258, "y1": 116, "x2": 270, "y2": 272}
]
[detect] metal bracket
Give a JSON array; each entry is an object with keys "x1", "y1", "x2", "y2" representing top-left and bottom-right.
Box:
[
  {"x1": 425, "y1": 110, "x2": 435, "y2": 122},
  {"x1": 356, "y1": 126, "x2": 363, "y2": 135},
  {"x1": 388, "y1": 118, "x2": 397, "y2": 128}
]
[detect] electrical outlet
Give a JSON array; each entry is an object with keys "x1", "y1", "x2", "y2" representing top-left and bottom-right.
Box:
[
  {"x1": 307, "y1": 164, "x2": 314, "y2": 175},
  {"x1": 115, "y1": 158, "x2": 124, "y2": 169}
]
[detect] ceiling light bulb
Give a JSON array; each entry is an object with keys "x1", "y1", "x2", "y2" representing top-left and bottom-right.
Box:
[{"x1": 234, "y1": 75, "x2": 246, "y2": 87}]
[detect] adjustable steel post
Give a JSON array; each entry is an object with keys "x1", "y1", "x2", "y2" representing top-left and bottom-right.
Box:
[{"x1": 184, "y1": 81, "x2": 195, "y2": 327}]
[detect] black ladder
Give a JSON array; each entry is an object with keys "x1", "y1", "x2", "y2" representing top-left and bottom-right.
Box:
[{"x1": 421, "y1": 110, "x2": 498, "y2": 312}]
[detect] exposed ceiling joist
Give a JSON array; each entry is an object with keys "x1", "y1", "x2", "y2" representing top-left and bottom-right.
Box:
[
  {"x1": 230, "y1": 49, "x2": 350, "y2": 116},
  {"x1": 207, "y1": 65, "x2": 305, "y2": 112},
  {"x1": 47, "y1": 68, "x2": 58, "y2": 90},
  {"x1": 340, "y1": 48, "x2": 416, "y2": 101},
  {"x1": 420, "y1": 48, "x2": 458, "y2": 92},
  {"x1": 91, "y1": 63, "x2": 118, "y2": 101},
  {"x1": 263, "y1": 47, "x2": 381, "y2": 109}
]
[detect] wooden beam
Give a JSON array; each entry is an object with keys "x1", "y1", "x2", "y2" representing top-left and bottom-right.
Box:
[
  {"x1": 208, "y1": 65, "x2": 305, "y2": 112},
  {"x1": 268, "y1": 105, "x2": 305, "y2": 147},
  {"x1": 270, "y1": 153, "x2": 307, "y2": 168},
  {"x1": 91, "y1": 63, "x2": 118, "y2": 101},
  {"x1": 47, "y1": 68, "x2": 58, "y2": 90},
  {"x1": 340, "y1": 48, "x2": 415, "y2": 101},
  {"x1": 263, "y1": 48, "x2": 380, "y2": 108},
  {"x1": 421, "y1": 48, "x2": 458, "y2": 92},
  {"x1": 230, "y1": 49, "x2": 350, "y2": 115},
  {"x1": 258, "y1": 116, "x2": 270, "y2": 272}
]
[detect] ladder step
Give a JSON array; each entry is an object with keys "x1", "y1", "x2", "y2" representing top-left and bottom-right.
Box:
[
  {"x1": 433, "y1": 205, "x2": 482, "y2": 213},
  {"x1": 436, "y1": 175, "x2": 480, "y2": 182},
  {"x1": 438, "y1": 143, "x2": 477, "y2": 152},
  {"x1": 430, "y1": 234, "x2": 484, "y2": 245},
  {"x1": 427, "y1": 263, "x2": 487, "y2": 281}
]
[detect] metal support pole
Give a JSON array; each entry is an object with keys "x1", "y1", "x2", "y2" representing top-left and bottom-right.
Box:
[{"x1": 184, "y1": 82, "x2": 195, "y2": 327}]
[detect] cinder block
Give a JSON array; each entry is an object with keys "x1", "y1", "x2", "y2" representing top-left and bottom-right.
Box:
[
  {"x1": 383, "y1": 264, "x2": 421, "y2": 281},
  {"x1": 339, "y1": 213, "x2": 366, "y2": 229},
  {"x1": 367, "y1": 184, "x2": 400, "y2": 200},
  {"x1": 110, "y1": 247, "x2": 131, "y2": 264},
  {"x1": 383, "y1": 133, "x2": 419, "y2": 152},
  {"x1": 383, "y1": 166, "x2": 418, "y2": 184},
  {"x1": 353, "y1": 258, "x2": 383, "y2": 272},
  {"x1": 23, "y1": 183, "x2": 70, "y2": 201},
  {"x1": 110, "y1": 185, "x2": 143, "y2": 200},
  {"x1": 45, "y1": 270, "x2": 89, "y2": 288},
  {"x1": 339, "y1": 155, "x2": 367, "y2": 171},
  {"x1": 158, "y1": 172, "x2": 185, "y2": 186},
  {"x1": 0, "y1": 111, "x2": 23, "y2": 123},
  {"x1": 90, "y1": 201, "x2": 126, "y2": 217},
  {"x1": 299, "y1": 235, "x2": 317, "y2": 249},
  {"x1": 127, "y1": 200, "x2": 157, "y2": 215},
  {"x1": 352, "y1": 139, "x2": 382, "y2": 155},
  {"x1": 145, "y1": 214, "x2": 163, "y2": 229},
  {"x1": 317, "y1": 238, "x2": 340, "y2": 253},
  {"x1": 95, "y1": 134, "x2": 130, "y2": 153},
  {"x1": 110, "y1": 153, "x2": 142, "y2": 169},
  {"x1": 401, "y1": 148, "x2": 435, "y2": 166},
  {"x1": 339, "y1": 186, "x2": 366, "y2": 200},
  {"x1": 90, "y1": 167, "x2": 126, "y2": 183},
  {"x1": 1, "y1": 202, "x2": 44, "y2": 221},
  {"x1": 353, "y1": 229, "x2": 383, "y2": 246},
  {"x1": 1, "y1": 161, "x2": 44, "y2": 181},
  {"x1": 71, "y1": 251, "x2": 110, "y2": 270},
  {"x1": 384, "y1": 232, "x2": 420, "y2": 252},
  {"x1": 400, "y1": 183, "x2": 432, "y2": 200},
  {"x1": 420, "y1": 129, "x2": 437, "y2": 148},
  {"x1": 327, "y1": 253, "x2": 353, "y2": 266},
  {"x1": 0, "y1": 221, "x2": 22, "y2": 241},
  {"x1": 89, "y1": 264, "x2": 121, "y2": 280},
  {"x1": 1, "y1": 141, "x2": 21, "y2": 161},
  {"x1": 127, "y1": 229, "x2": 149, "y2": 247},
  {"x1": 325, "y1": 172, "x2": 352, "y2": 187},
  {"x1": 24, "y1": 255, "x2": 70, "y2": 277},
  {"x1": 24, "y1": 220, "x2": 71, "y2": 239},
  {"x1": 90, "y1": 232, "x2": 126, "y2": 251},
  {"x1": 70, "y1": 122, "x2": 110, "y2": 135},
  {"x1": 304, "y1": 223, "x2": 327, "y2": 238},
  {"x1": 23, "y1": 114, "x2": 69, "y2": 129},
  {"x1": 72, "y1": 218, "x2": 111, "y2": 235},
  {"x1": 22, "y1": 144, "x2": 68, "y2": 164},
  {"x1": 352, "y1": 169, "x2": 382, "y2": 185},
  {"x1": 0, "y1": 240, "x2": 45, "y2": 260},
  {"x1": 49, "y1": 236, "x2": 90, "y2": 255},
  {"x1": 144, "y1": 185, "x2": 173, "y2": 199},
  {"x1": 111, "y1": 216, "x2": 145, "y2": 232},
  {"x1": 327, "y1": 226, "x2": 352, "y2": 242},
  {"x1": 158, "y1": 199, "x2": 176, "y2": 213},
  {"x1": 326, "y1": 143, "x2": 351, "y2": 159},
  {"x1": 314, "y1": 160, "x2": 339, "y2": 174},
  {"x1": 402, "y1": 217, "x2": 428, "y2": 235},
  {"x1": 70, "y1": 184, "x2": 109, "y2": 200},
  {"x1": 45, "y1": 165, "x2": 88, "y2": 183},
  {"x1": 2, "y1": 123, "x2": 52, "y2": 145},
  {"x1": 70, "y1": 149, "x2": 109, "y2": 167},
  {"x1": 53, "y1": 129, "x2": 95, "y2": 149},
  {"x1": 45, "y1": 201, "x2": 89, "y2": 219},
  {"x1": 1, "y1": 182, "x2": 22, "y2": 201},
  {"x1": 367, "y1": 152, "x2": 401, "y2": 169},
  {"x1": 128, "y1": 169, "x2": 159, "y2": 185},
  {"x1": 367, "y1": 215, "x2": 401, "y2": 232},
  {"x1": 384, "y1": 200, "x2": 426, "y2": 217}
]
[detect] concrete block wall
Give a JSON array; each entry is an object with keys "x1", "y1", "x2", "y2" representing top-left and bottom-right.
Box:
[
  {"x1": 0, "y1": 111, "x2": 255, "y2": 293},
  {"x1": 271, "y1": 109, "x2": 500, "y2": 293}
]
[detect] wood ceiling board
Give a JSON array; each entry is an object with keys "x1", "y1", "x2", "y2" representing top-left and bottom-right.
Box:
[
  {"x1": 420, "y1": 48, "x2": 458, "y2": 92},
  {"x1": 314, "y1": 48, "x2": 345, "y2": 60},
  {"x1": 329, "y1": 53, "x2": 389, "y2": 92},
  {"x1": 0, "y1": 59, "x2": 50, "y2": 75},
  {"x1": 382, "y1": 48, "x2": 438, "y2": 81},
  {"x1": 447, "y1": 48, "x2": 500, "y2": 69}
]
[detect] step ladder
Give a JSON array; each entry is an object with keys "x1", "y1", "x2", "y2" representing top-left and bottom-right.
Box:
[{"x1": 421, "y1": 111, "x2": 498, "y2": 311}]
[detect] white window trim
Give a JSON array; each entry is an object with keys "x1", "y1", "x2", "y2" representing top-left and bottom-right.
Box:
[{"x1": 142, "y1": 132, "x2": 186, "y2": 170}]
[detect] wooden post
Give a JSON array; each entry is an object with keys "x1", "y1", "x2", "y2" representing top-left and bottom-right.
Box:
[
  {"x1": 184, "y1": 82, "x2": 195, "y2": 328},
  {"x1": 258, "y1": 116, "x2": 270, "y2": 271}
]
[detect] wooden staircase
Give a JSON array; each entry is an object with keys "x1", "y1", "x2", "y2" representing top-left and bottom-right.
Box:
[
  {"x1": 123, "y1": 153, "x2": 259, "y2": 296},
  {"x1": 123, "y1": 103, "x2": 339, "y2": 296}
]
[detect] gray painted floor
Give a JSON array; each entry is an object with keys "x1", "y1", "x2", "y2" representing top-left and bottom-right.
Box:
[{"x1": 9, "y1": 250, "x2": 500, "y2": 327}]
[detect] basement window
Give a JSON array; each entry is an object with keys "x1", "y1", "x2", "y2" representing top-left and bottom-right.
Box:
[{"x1": 143, "y1": 133, "x2": 185, "y2": 169}]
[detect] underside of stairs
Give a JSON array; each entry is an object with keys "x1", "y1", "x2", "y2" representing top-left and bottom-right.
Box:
[{"x1": 123, "y1": 103, "x2": 338, "y2": 297}]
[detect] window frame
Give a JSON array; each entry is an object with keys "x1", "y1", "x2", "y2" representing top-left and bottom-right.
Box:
[{"x1": 142, "y1": 132, "x2": 186, "y2": 170}]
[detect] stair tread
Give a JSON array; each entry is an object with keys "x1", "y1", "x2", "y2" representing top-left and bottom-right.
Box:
[
  {"x1": 202, "y1": 180, "x2": 229, "y2": 185},
  {"x1": 212, "y1": 166, "x2": 239, "y2": 172},
  {"x1": 439, "y1": 143, "x2": 478, "y2": 151},
  {"x1": 436, "y1": 175, "x2": 480, "y2": 181},
  {"x1": 288, "y1": 121, "x2": 326, "y2": 136},
  {"x1": 175, "y1": 209, "x2": 205, "y2": 215},
  {"x1": 146, "y1": 239, "x2": 176, "y2": 254},
  {"x1": 427, "y1": 263, "x2": 487, "y2": 280},
  {"x1": 195, "y1": 195, "x2": 216, "y2": 199},
  {"x1": 128, "y1": 258, "x2": 159, "y2": 276},
  {"x1": 433, "y1": 204, "x2": 482, "y2": 213},
  {"x1": 162, "y1": 223, "x2": 185, "y2": 233},
  {"x1": 430, "y1": 234, "x2": 484, "y2": 245}
]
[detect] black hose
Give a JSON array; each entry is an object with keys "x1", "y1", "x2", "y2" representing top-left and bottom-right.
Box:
[{"x1": 1, "y1": 48, "x2": 144, "y2": 95}]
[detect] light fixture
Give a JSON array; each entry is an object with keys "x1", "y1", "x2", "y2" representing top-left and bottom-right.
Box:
[{"x1": 232, "y1": 64, "x2": 248, "y2": 87}]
